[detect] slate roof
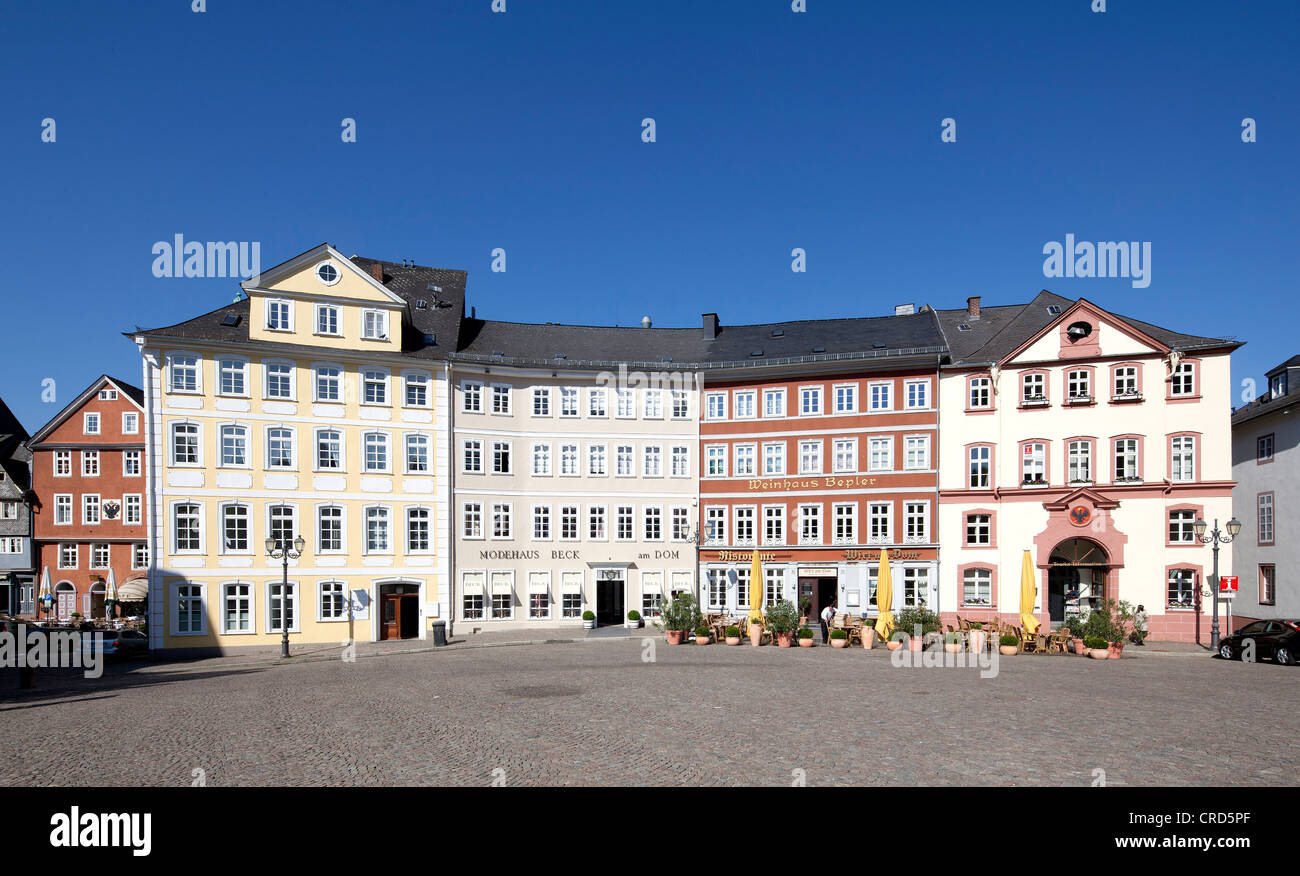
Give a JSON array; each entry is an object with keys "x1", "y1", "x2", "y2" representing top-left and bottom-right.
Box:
[{"x1": 0, "y1": 397, "x2": 32, "y2": 499}]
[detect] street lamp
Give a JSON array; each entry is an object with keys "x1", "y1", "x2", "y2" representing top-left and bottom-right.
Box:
[
  {"x1": 265, "y1": 534, "x2": 306, "y2": 658},
  {"x1": 1193, "y1": 516, "x2": 1240, "y2": 652}
]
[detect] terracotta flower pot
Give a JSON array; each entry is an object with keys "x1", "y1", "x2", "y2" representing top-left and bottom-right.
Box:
[
  {"x1": 907, "y1": 635, "x2": 923, "y2": 653},
  {"x1": 1108, "y1": 642, "x2": 1124, "y2": 659},
  {"x1": 831, "y1": 638, "x2": 847, "y2": 649},
  {"x1": 725, "y1": 636, "x2": 741, "y2": 646},
  {"x1": 1071, "y1": 638, "x2": 1085, "y2": 655},
  {"x1": 695, "y1": 635, "x2": 711, "y2": 646},
  {"x1": 861, "y1": 628, "x2": 877, "y2": 649},
  {"x1": 999, "y1": 645, "x2": 1019, "y2": 656},
  {"x1": 886, "y1": 639, "x2": 903, "y2": 651},
  {"x1": 1089, "y1": 648, "x2": 1110, "y2": 659},
  {"x1": 967, "y1": 630, "x2": 987, "y2": 653},
  {"x1": 749, "y1": 626, "x2": 763, "y2": 646},
  {"x1": 944, "y1": 643, "x2": 961, "y2": 654},
  {"x1": 776, "y1": 633, "x2": 794, "y2": 648},
  {"x1": 666, "y1": 630, "x2": 684, "y2": 645},
  {"x1": 798, "y1": 637, "x2": 814, "y2": 648}
]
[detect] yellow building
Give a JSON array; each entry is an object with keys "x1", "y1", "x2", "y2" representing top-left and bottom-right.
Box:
[{"x1": 132, "y1": 244, "x2": 460, "y2": 654}]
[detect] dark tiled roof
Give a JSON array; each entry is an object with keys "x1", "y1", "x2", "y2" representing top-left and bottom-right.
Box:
[
  {"x1": 127, "y1": 298, "x2": 252, "y2": 345},
  {"x1": 0, "y1": 397, "x2": 32, "y2": 496},
  {"x1": 1266, "y1": 355, "x2": 1300, "y2": 376},
  {"x1": 110, "y1": 377, "x2": 145, "y2": 408}
]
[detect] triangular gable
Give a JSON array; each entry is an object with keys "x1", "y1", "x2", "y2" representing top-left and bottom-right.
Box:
[
  {"x1": 1042, "y1": 486, "x2": 1121, "y2": 512},
  {"x1": 242, "y1": 243, "x2": 406, "y2": 307},
  {"x1": 1002, "y1": 298, "x2": 1171, "y2": 366},
  {"x1": 27, "y1": 375, "x2": 144, "y2": 446}
]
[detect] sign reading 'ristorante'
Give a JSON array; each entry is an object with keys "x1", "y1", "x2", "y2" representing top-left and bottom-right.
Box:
[{"x1": 746, "y1": 476, "x2": 880, "y2": 491}]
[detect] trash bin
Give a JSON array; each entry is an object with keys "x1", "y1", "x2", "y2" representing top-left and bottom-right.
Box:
[{"x1": 431, "y1": 620, "x2": 447, "y2": 647}]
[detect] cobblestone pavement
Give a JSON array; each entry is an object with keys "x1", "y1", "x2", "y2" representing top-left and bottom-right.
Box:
[{"x1": 1, "y1": 641, "x2": 1296, "y2": 786}]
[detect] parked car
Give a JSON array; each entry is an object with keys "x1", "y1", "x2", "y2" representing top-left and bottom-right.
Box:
[
  {"x1": 80, "y1": 628, "x2": 150, "y2": 660},
  {"x1": 1218, "y1": 619, "x2": 1300, "y2": 665}
]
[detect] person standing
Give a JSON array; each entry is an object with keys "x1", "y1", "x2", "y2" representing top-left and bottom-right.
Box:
[
  {"x1": 820, "y1": 601, "x2": 835, "y2": 641},
  {"x1": 1131, "y1": 604, "x2": 1148, "y2": 646}
]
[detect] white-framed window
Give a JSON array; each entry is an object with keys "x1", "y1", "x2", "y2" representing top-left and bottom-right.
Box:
[
  {"x1": 491, "y1": 571, "x2": 514, "y2": 619},
  {"x1": 219, "y1": 424, "x2": 248, "y2": 467},
  {"x1": 54, "y1": 450, "x2": 71, "y2": 477},
  {"x1": 462, "y1": 380, "x2": 483, "y2": 413},
  {"x1": 363, "y1": 431, "x2": 390, "y2": 473},
  {"x1": 764, "y1": 505, "x2": 785, "y2": 545},
  {"x1": 58, "y1": 543, "x2": 78, "y2": 569},
  {"x1": 1258, "y1": 434, "x2": 1274, "y2": 463},
  {"x1": 615, "y1": 505, "x2": 635, "y2": 541},
  {"x1": 492, "y1": 441, "x2": 512, "y2": 474},
  {"x1": 317, "y1": 504, "x2": 344, "y2": 553},
  {"x1": 868, "y1": 437, "x2": 892, "y2": 472},
  {"x1": 1114, "y1": 438, "x2": 1139, "y2": 480},
  {"x1": 98, "y1": 388, "x2": 118, "y2": 401},
  {"x1": 799, "y1": 440, "x2": 822, "y2": 474},
  {"x1": 1021, "y1": 373, "x2": 1046, "y2": 403},
  {"x1": 170, "y1": 423, "x2": 199, "y2": 466},
  {"x1": 671, "y1": 445, "x2": 690, "y2": 477},
  {"x1": 123, "y1": 450, "x2": 141, "y2": 477},
  {"x1": 705, "y1": 507, "x2": 726, "y2": 544},
  {"x1": 969, "y1": 446, "x2": 991, "y2": 488},
  {"x1": 707, "y1": 568, "x2": 727, "y2": 610},
  {"x1": 588, "y1": 505, "x2": 607, "y2": 540},
  {"x1": 462, "y1": 502, "x2": 483, "y2": 539},
  {"x1": 868, "y1": 382, "x2": 892, "y2": 411},
  {"x1": 644, "y1": 389, "x2": 665, "y2": 419},
  {"x1": 82, "y1": 494, "x2": 101, "y2": 525},
  {"x1": 122, "y1": 411, "x2": 139, "y2": 434},
  {"x1": 903, "y1": 435, "x2": 930, "y2": 470},
  {"x1": 1067, "y1": 369, "x2": 1091, "y2": 401},
  {"x1": 267, "y1": 503, "x2": 297, "y2": 549},
  {"x1": 83, "y1": 412, "x2": 100, "y2": 435},
  {"x1": 671, "y1": 507, "x2": 691, "y2": 541},
  {"x1": 905, "y1": 380, "x2": 929, "y2": 409},
  {"x1": 643, "y1": 445, "x2": 663, "y2": 477},
  {"x1": 903, "y1": 567, "x2": 930, "y2": 608},
  {"x1": 216, "y1": 357, "x2": 248, "y2": 397},
  {"x1": 671, "y1": 389, "x2": 690, "y2": 419},
  {"x1": 733, "y1": 390, "x2": 756, "y2": 419},
  {"x1": 559, "y1": 505, "x2": 579, "y2": 541},
  {"x1": 1067, "y1": 440, "x2": 1093, "y2": 483},
  {"x1": 266, "y1": 299, "x2": 292, "y2": 331},
  {"x1": 615, "y1": 388, "x2": 636, "y2": 419},
  {"x1": 904, "y1": 502, "x2": 928, "y2": 543},
  {"x1": 266, "y1": 426, "x2": 295, "y2": 469},
  {"x1": 799, "y1": 386, "x2": 822, "y2": 415},
  {"x1": 1171, "y1": 362, "x2": 1195, "y2": 396},
  {"x1": 132, "y1": 543, "x2": 149, "y2": 570},
  {"x1": 559, "y1": 387, "x2": 579, "y2": 417},
  {"x1": 1168, "y1": 509, "x2": 1197, "y2": 544},
  {"x1": 962, "y1": 569, "x2": 992, "y2": 607},
  {"x1": 532, "y1": 505, "x2": 552, "y2": 540},
  {"x1": 362, "y1": 368, "x2": 389, "y2": 405},
  {"x1": 705, "y1": 392, "x2": 727, "y2": 420},
  {"x1": 1168, "y1": 568, "x2": 1197, "y2": 608},
  {"x1": 559, "y1": 443, "x2": 578, "y2": 476},
  {"x1": 173, "y1": 502, "x2": 202, "y2": 553},
  {"x1": 405, "y1": 433, "x2": 430, "y2": 474},
  {"x1": 492, "y1": 502, "x2": 513, "y2": 539},
  {"x1": 362, "y1": 309, "x2": 389, "y2": 340},
  {"x1": 462, "y1": 439, "x2": 483, "y2": 474},
  {"x1": 54, "y1": 494, "x2": 72, "y2": 525},
  {"x1": 588, "y1": 443, "x2": 608, "y2": 477},
  {"x1": 966, "y1": 513, "x2": 991, "y2": 546},
  {"x1": 734, "y1": 506, "x2": 756, "y2": 545},
  {"x1": 764, "y1": 567, "x2": 784, "y2": 606},
  {"x1": 1114, "y1": 366, "x2": 1139, "y2": 397},
  {"x1": 313, "y1": 364, "x2": 342, "y2": 402},
  {"x1": 832, "y1": 438, "x2": 857, "y2": 473},
  {"x1": 365, "y1": 506, "x2": 391, "y2": 553},
  {"x1": 763, "y1": 442, "x2": 785, "y2": 475},
  {"x1": 1258, "y1": 493, "x2": 1274, "y2": 544},
  {"x1": 969, "y1": 377, "x2": 991, "y2": 409},
  {"x1": 168, "y1": 353, "x2": 200, "y2": 393},
  {"x1": 223, "y1": 581, "x2": 254, "y2": 633},
  {"x1": 264, "y1": 361, "x2": 294, "y2": 400},
  {"x1": 532, "y1": 442, "x2": 552, "y2": 476},
  {"x1": 644, "y1": 506, "x2": 663, "y2": 541},
  {"x1": 220, "y1": 502, "x2": 251, "y2": 553},
  {"x1": 706, "y1": 445, "x2": 727, "y2": 477},
  {"x1": 407, "y1": 507, "x2": 432, "y2": 553},
  {"x1": 490, "y1": 384, "x2": 511, "y2": 415},
  {"x1": 315, "y1": 429, "x2": 343, "y2": 471},
  {"x1": 1171, "y1": 436, "x2": 1196, "y2": 482},
  {"x1": 462, "y1": 572, "x2": 485, "y2": 620},
  {"x1": 1021, "y1": 442, "x2": 1046, "y2": 483},
  {"x1": 266, "y1": 581, "x2": 299, "y2": 634},
  {"x1": 588, "y1": 387, "x2": 608, "y2": 417},
  {"x1": 763, "y1": 389, "x2": 786, "y2": 418},
  {"x1": 316, "y1": 304, "x2": 340, "y2": 336},
  {"x1": 833, "y1": 503, "x2": 856, "y2": 544},
  {"x1": 867, "y1": 502, "x2": 891, "y2": 544},
  {"x1": 314, "y1": 261, "x2": 340, "y2": 285},
  {"x1": 833, "y1": 384, "x2": 857, "y2": 413},
  {"x1": 799, "y1": 504, "x2": 821, "y2": 544},
  {"x1": 734, "y1": 444, "x2": 756, "y2": 477},
  {"x1": 174, "y1": 583, "x2": 206, "y2": 635},
  {"x1": 528, "y1": 571, "x2": 551, "y2": 619},
  {"x1": 404, "y1": 372, "x2": 430, "y2": 408},
  {"x1": 532, "y1": 387, "x2": 551, "y2": 417},
  {"x1": 318, "y1": 580, "x2": 347, "y2": 622}
]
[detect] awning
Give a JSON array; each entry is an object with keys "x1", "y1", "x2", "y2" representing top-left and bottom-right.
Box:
[
  {"x1": 561, "y1": 575, "x2": 582, "y2": 594},
  {"x1": 527, "y1": 577, "x2": 549, "y2": 594},
  {"x1": 116, "y1": 579, "x2": 149, "y2": 601},
  {"x1": 490, "y1": 576, "x2": 513, "y2": 595},
  {"x1": 641, "y1": 576, "x2": 664, "y2": 595},
  {"x1": 461, "y1": 574, "x2": 485, "y2": 596}
]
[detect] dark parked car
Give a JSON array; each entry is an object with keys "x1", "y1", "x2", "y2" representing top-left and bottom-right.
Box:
[
  {"x1": 80, "y1": 628, "x2": 150, "y2": 659},
  {"x1": 1217, "y1": 619, "x2": 1300, "y2": 665}
]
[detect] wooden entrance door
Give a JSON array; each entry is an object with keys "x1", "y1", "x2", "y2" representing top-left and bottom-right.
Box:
[
  {"x1": 381, "y1": 594, "x2": 401, "y2": 640},
  {"x1": 56, "y1": 589, "x2": 76, "y2": 622}
]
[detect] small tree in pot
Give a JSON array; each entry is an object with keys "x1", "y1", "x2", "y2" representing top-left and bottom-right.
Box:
[
  {"x1": 999, "y1": 633, "x2": 1020, "y2": 656},
  {"x1": 829, "y1": 628, "x2": 848, "y2": 648},
  {"x1": 582, "y1": 610, "x2": 596, "y2": 630},
  {"x1": 656, "y1": 591, "x2": 701, "y2": 645},
  {"x1": 895, "y1": 605, "x2": 941, "y2": 652},
  {"x1": 626, "y1": 609, "x2": 642, "y2": 629},
  {"x1": 725, "y1": 625, "x2": 741, "y2": 645},
  {"x1": 764, "y1": 599, "x2": 799, "y2": 647},
  {"x1": 797, "y1": 626, "x2": 815, "y2": 647},
  {"x1": 694, "y1": 624, "x2": 712, "y2": 645}
]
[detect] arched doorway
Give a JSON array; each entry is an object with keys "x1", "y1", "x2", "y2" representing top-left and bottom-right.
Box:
[
  {"x1": 89, "y1": 580, "x2": 107, "y2": 621},
  {"x1": 54, "y1": 581, "x2": 76, "y2": 622},
  {"x1": 1047, "y1": 538, "x2": 1109, "y2": 622}
]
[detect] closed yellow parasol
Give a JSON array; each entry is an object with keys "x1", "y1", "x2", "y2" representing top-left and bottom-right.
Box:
[
  {"x1": 749, "y1": 549, "x2": 764, "y2": 624},
  {"x1": 1019, "y1": 550, "x2": 1041, "y2": 635},
  {"x1": 873, "y1": 549, "x2": 894, "y2": 639}
]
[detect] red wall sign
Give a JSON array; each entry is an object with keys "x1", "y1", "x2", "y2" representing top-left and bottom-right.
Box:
[{"x1": 1219, "y1": 576, "x2": 1239, "y2": 593}]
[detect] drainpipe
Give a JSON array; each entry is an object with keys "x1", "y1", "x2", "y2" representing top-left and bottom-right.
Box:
[
  {"x1": 445, "y1": 360, "x2": 456, "y2": 640},
  {"x1": 933, "y1": 354, "x2": 942, "y2": 617}
]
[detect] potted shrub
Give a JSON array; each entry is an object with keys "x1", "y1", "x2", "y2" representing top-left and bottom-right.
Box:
[
  {"x1": 942, "y1": 631, "x2": 963, "y2": 654},
  {"x1": 656, "y1": 591, "x2": 701, "y2": 645},
  {"x1": 725, "y1": 625, "x2": 741, "y2": 646},
  {"x1": 747, "y1": 617, "x2": 763, "y2": 647},
  {"x1": 861, "y1": 624, "x2": 877, "y2": 649},
  {"x1": 626, "y1": 609, "x2": 642, "y2": 629},
  {"x1": 797, "y1": 627, "x2": 814, "y2": 647},
  {"x1": 895, "y1": 605, "x2": 940, "y2": 652},
  {"x1": 967, "y1": 622, "x2": 987, "y2": 653},
  {"x1": 798, "y1": 597, "x2": 812, "y2": 629},
  {"x1": 694, "y1": 624, "x2": 712, "y2": 645},
  {"x1": 829, "y1": 628, "x2": 848, "y2": 649},
  {"x1": 999, "y1": 633, "x2": 1019, "y2": 656},
  {"x1": 1085, "y1": 635, "x2": 1110, "y2": 660},
  {"x1": 764, "y1": 599, "x2": 799, "y2": 647}
]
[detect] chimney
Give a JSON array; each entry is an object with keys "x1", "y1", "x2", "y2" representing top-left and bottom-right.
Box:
[
  {"x1": 702, "y1": 313, "x2": 719, "y2": 339},
  {"x1": 894, "y1": 303, "x2": 915, "y2": 316},
  {"x1": 369, "y1": 261, "x2": 384, "y2": 283},
  {"x1": 966, "y1": 296, "x2": 981, "y2": 319}
]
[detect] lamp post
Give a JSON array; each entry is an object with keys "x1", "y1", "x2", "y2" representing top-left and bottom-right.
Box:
[
  {"x1": 265, "y1": 534, "x2": 306, "y2": 659},
  {"x1": 1193, "y1": 516, "x2": 1240, "y2": 652}
]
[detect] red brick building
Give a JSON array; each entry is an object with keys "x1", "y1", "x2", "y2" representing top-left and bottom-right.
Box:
[
  {"x1": 28, "y1": 376, "x2": 148, "y2": 622},
  {"x1": 696, "y1": 311, "x2": 944, "y2": 636}
]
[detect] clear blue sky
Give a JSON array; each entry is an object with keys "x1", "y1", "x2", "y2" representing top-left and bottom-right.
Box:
[{"x1": 2, "y1": 0, "x2": 1295, "y2": 430}]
